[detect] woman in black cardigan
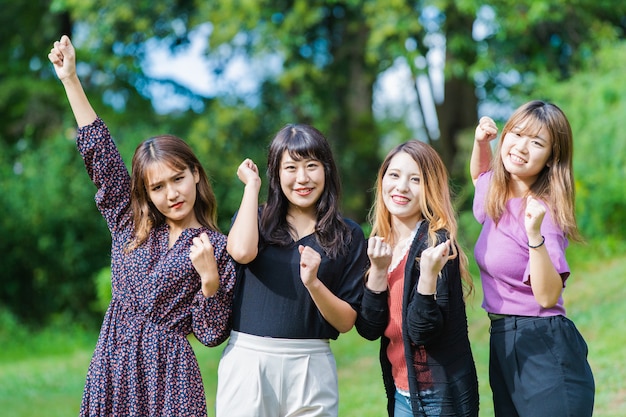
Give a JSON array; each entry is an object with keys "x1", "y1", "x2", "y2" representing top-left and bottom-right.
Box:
[{"x1": 356, "y1": 140, "x2": 479, "y2": 417}]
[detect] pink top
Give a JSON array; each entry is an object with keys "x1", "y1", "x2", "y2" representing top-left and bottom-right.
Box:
[{"x1": 473, "y1": 171, "x2": 570, "y2": 317}]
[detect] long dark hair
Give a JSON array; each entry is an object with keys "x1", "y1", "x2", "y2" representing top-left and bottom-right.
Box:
[
  {"x1": 260, "y1": 124, "x2": 350, "y2": 258},
  {"x1": 126, "y1": 134, "x2": 218, "y2": 251}
]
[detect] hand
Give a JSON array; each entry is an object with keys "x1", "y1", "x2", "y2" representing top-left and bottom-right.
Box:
[
  {"x1": 417, "y1": 240, "x2": 451, "y2": 295},
  {"x1": 524, "y1": 195, "x2": 546, "y2": 239},
  {"x1": 236, "y1": 158, "x2": 261, "y2": 187},
  {"x1": 420, "y1": 240, "x2": 451, "y2": 277},
  {"x1": 298, "y1": 245, "x2": 321, "y2": 287},
  {"x1": 367, "y1": 236, "x2": 392, "y2": 272},
  {"x1": 189, "y1": 233, "x2": 219, "y2": 296},
  {"x1": 48, "y1": 35, "x2": 76, "y2": 81},
  {"x1": 475, "y1": 116, "x2": 498, "y2": 143}
]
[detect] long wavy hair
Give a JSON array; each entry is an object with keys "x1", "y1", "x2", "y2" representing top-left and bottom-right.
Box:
[
  {"x1": 260, "y1": 124, "x2": 350, "y2": 259},
  {"x1": 126, "y1": 134, "x2": 218, "y2": 252},
  {"x1": 487, "y1": 100, "x2": 582, "y2": 241},
  {"x1": 369, "y1": 140, "x2": 473, "y2": 296}
]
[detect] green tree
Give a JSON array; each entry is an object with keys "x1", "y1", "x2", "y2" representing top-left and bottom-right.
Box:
[{"x1": 2, "y1": 0, "x2": 626, "y2": 324}]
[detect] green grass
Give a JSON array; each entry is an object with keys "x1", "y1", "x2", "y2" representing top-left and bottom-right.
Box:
[{"x1": 1, "y1": 254, "x2": 625, "y2": 416}]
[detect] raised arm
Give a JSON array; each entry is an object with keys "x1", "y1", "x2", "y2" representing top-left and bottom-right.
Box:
[
  {"x1": 470, "y1": 116, "x2": 498, "y2": 184},
  {"x1": 226, "y1": 159, "x2": 262, "y2": 264},
  {"x1": 48, "y1": 35, "x2": 97, "y2": 128}
]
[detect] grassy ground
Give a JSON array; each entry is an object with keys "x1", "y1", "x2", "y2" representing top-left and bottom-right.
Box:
[{"x1": 1, "y1": 253, "x2": 624, "y2": 416}]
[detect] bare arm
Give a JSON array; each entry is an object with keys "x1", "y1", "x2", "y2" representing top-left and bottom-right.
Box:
[
  {"x1": 470, "y1": 116, "x2": 498, "y2": 184},
  {"x1": 48, "y1": 35, "x2": 97, "y2": 128},
  {"x1": 226, "y1": 159, "x2": 262, "y2": 264},
  {"x1": 525, "y1": 197, "x2": 564, "y2": 308},
  {"x1": 299, "y1": 245, "x2": 356, "y2": 333}
]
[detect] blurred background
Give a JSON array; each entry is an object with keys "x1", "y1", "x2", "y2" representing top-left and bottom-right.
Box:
[{"x1": 1, "y1": 1, "x2": 625, "y2": 415}]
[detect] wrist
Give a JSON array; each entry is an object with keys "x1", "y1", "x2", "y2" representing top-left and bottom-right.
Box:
[
  {"x1": 244, "y1": 179, "x2": 262, "y2": 192},
  {"x1": 528, "y1": 235, "x2": 545, "y2": 249}
]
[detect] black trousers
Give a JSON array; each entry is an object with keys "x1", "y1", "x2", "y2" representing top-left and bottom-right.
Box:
[{"x1": 489, "y1": 315, "x2": 595, "y2": 417}]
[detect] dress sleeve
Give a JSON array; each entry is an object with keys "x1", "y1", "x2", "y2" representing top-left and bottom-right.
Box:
[
  {"x1": 191, "y1": 232, "x2": 237, "y2": 347},
  {"x1": 76, "y1": 118, "x2": 132, "y2": 233}
]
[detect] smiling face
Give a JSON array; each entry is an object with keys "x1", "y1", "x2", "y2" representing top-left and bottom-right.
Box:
[
  {"x1": 279, "y1": 151, "x2": 325, "y2": 215},
  {"x1": 500, "y1": 120, "x2": 552, "y2": 191},
  {"x1": 145, "y1": 161, "x2": 200, "y2": 229},
  {"x1": 381, "y1": 151, "x2": 423, "y2": 226}
]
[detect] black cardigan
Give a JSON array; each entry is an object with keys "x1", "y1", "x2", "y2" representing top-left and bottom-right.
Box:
[{"x1": 356, "y1": 221, "x2": 479, "y2": 417}]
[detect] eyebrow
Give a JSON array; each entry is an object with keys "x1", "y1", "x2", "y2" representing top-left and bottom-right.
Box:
[
  {"x1": 147, "y1": 169, "x2": 185, "y2": 188},
  {"x1": 387, "y1": 167, "x2": 420, "y2": 176}
]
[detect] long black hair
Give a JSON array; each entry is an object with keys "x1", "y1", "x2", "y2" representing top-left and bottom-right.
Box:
[{"x1": 260, "y1": 124, "x2": 351, "y2": 258}]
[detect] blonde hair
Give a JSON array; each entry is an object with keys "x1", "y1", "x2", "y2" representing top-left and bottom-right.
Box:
[
  {"x1": 487, "y1": 100, "x2": 582, "y2": 241},
  {"x1": 369, "y1": 140, "x2": 474, "y2": 297}
]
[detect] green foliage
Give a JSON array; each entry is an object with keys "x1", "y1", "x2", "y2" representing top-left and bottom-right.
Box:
[
  {"x1": 2, "y1": 0, "x2": 625, "y2": 325},
  {"x1": 0, "y1": 131, "x2": 111, "y2": 325},
  {"x1": 93, "y1": 267, "x2": 112, "y2": 314}
]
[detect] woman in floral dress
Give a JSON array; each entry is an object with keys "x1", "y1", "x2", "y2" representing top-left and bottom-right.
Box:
[{"x1": 49, "y1": 35, "x2": 236, "y2": 416}]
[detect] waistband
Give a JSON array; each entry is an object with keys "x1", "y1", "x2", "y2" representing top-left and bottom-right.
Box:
[
  {"x1": 228, "y1": 331, "x2": 331, "y2": 355},
  {"x1": 488, "y1": 314, "x2": 565, "y2": 332}
]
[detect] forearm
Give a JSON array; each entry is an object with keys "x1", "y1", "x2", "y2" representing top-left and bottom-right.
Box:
[
  {"x1": 528, "y1": 244, "x2": 564, "y2": 308},
  {"x1": 365, "y1": 267, "x2": 388, "y2": 292},
  {"x1": 305, "y1": 279, "x2": 357, "y2": 333},
  {"x1": 470, "y1": 140, "x2": 493, "y2": 183},
  {"x1": 226, "y1": 182, "x2": 260, "y2": 263},
  {"x1": 61, "y1": 75, "x2": 98, "y2": 128}
]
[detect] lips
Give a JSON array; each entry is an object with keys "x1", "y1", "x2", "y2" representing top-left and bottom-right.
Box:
[
  {"x1": 171, "y1": 202, "x2": 184, "y2": 209},
  {"x1": 509, "y1": 153, "x2": 527, "y2": 164},
  {"x1": 391, "y1": 195, "x2": 410, "y2": 205},
  {"x1": 294, "y1": 188, "x2": 314, "y2": 196}
]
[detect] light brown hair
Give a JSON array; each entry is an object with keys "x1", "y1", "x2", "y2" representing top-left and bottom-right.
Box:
[
  {"x1": 126, "y1": 135, "x2": 218, "y2": 251},
  {"x1": 487, "y1": 100, "x2": 582, "y2": 241},
  {"x1": 369, "y1": 140, "x2": 473, "y2": 296}
]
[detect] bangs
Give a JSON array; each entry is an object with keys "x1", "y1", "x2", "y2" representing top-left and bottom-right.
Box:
[
  {"x1": 284, "y1": 132, "x2": 324, "y2": 162},
  {"x1": 510, "y1": 114, "x2": 546, "y2": 138}
]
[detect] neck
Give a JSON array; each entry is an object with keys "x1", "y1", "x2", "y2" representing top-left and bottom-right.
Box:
[
  {"x1": 287, "y1": 211, "x2": 317, "y2": 240},
  {"x1": 390, "y1": 216, "x2": 422, "y2": 246}
]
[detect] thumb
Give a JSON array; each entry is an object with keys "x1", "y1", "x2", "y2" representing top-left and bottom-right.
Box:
[{"x1": 298, "y1": 245, "x2": 305, "y2": 255}]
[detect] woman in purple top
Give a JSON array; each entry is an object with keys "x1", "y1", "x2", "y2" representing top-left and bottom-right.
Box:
[
  {"x1": 49, "y1": 36, "x2": 236, "y2": 416},
  {"x1": 471, "y1": 100, "x2": 594, "y2": 417}
]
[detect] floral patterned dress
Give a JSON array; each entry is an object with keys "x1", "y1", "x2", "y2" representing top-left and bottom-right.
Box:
[{"x1": 77, "y1": 118, "x2": 236, "y2": 416}]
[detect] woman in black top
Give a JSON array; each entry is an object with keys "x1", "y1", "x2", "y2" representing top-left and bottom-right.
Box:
[{"x1": 216, "y1": 124, "x2": 367, "y2": 417}]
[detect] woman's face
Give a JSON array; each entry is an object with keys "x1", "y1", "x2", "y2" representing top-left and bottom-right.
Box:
[
  {"x1": 279, "y1": 151, "x2": 325, "y2": 214},
  {"x1": 381, "y1": 151, "x2": 423, "y2": 225},
  {"x1": 145, "y1": 161, "x2": 200, "y2": 229},
  {"x1": 500, "y1": 121, "x2": 552, "y2": 190}
]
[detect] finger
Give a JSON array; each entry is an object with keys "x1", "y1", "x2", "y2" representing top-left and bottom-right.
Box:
[{"x1": 199, "y1": 232, "x2": 210, "y2": 244}]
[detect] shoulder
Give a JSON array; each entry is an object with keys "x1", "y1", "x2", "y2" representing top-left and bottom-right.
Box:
[
  {"x1": 342, "y1": 217, "x2": 366, "y2": 237},
  {"x1": 475, "y1": 170, "x2": 492, "y2": 191}
]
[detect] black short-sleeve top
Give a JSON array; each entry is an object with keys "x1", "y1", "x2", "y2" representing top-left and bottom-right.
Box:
[{"x1": 232, "y1": 218, "x2": 367, "y2": 339}]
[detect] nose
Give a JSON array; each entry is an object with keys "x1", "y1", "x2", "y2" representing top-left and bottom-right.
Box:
[
  {"x1": 514, "y1": 137, "x2": 530, "y2": 153},
  {"x1": 167, "y1": 184, "x2": 179, "y2": 200},
  {"x1": 296, "y1": 167, "x2": 309, "y2": 183},
  {"x1": 395, "y1": 176, "x2": 409, "y2": 192}
]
